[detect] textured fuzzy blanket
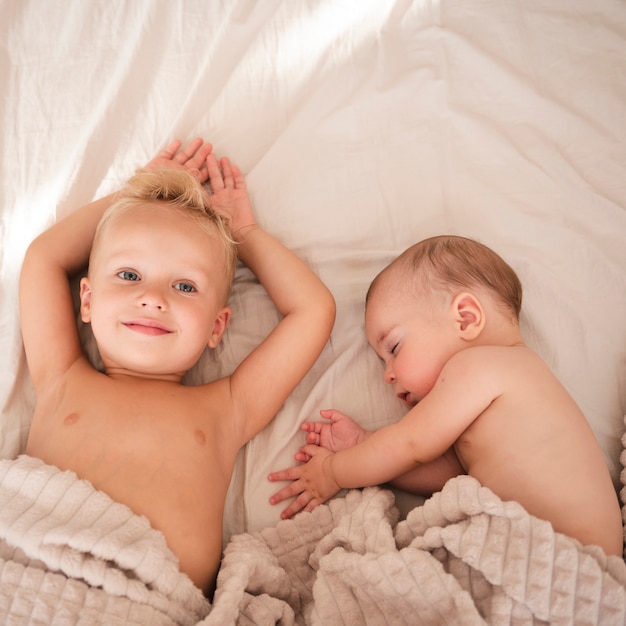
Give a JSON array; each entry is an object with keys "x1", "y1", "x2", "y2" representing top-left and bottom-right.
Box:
[
  {"x1": 0, "y1": 455, "x2": 210, "y2": 625},
  {"x1": 1, "y1": 456, "x2": 624, "y2": 625},
  {"x1": 209, "y1": 478, "x2": 626, "y2": 625}
]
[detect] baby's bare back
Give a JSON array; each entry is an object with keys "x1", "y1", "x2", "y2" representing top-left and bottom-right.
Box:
[
  {"x1": 26, "y1": 361, "x2": 240, "y2": 594},
  {"x1": 455, "y1": 348, "x2": 622, "y2": 557}
]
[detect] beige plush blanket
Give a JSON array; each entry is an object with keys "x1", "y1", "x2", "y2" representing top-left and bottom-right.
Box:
[
  {"x1": 1, "y1": 456, "x2": 624, "y2": 625},
  {"x1": 0, "y1": 455, "x2": 210, "y2": 625},
  {"x1": 208, "y1": 478, "x2": 626, "y2": 625}
]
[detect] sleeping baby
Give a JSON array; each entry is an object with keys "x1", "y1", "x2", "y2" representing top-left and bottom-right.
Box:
[{"x1": 269, "y1": 235, "x2": 622, "y2": 558}]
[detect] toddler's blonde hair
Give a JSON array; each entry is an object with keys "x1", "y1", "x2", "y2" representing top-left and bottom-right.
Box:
[{"x1": 92, "y1": 168, "x2": 237, "y2": 301}]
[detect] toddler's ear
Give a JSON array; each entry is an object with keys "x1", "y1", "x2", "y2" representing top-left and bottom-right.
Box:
[
  {"x1": 208, "y1": 306, "x2": 232, "y2": 348},
  {"x1": 452, "y1": 292, "x2": 484, "y2": 340},
  {"x1": 79, "y1": 278, "x2": 92, "y2": 323}
]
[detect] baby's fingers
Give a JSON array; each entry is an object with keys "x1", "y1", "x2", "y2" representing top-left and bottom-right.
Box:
[
  {"x1": 304, "y1": 431, "x2": 320, "y2": 446},
  {"x1": 320, "y1": 408, "x2": 345, "y2": 423},
  {"x1": 268, "y1": 473, "x2": 304, "y2": 508},
  {"x1": 267, "y1": 464, "x2": 302, "y2": 485},
  {"x1": 301, "y1": 420, "x2": 322, "y2": 431},
  {"x1": 268, "y1": 483, "x2": 294, "y2": 506},
  {"x1": 278, "y1": 491, "x2": 316, "y2": 520}
]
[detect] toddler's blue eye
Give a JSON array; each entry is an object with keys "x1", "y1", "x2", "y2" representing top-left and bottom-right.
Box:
[
  {"x1": 118, "y1": 270, "x2": 139, "y2": 281},
  {"x1": 175, "y1": 282, "x2": 195, "y2": 293}
]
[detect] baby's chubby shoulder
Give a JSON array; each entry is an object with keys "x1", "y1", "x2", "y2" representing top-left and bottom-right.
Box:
[
  {"x1": 447, "y1": 343, "x2": 529, "y2": 365},
  {"x1": 443, "y1": 344, "x2": 541, "y2": 383}
]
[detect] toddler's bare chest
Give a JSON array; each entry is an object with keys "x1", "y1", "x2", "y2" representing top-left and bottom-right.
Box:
[{"x1": 28, "y1": 373, "x2": 225, "y2": 484}]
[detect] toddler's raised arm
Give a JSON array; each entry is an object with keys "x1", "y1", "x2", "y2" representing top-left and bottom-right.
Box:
[{"x1": 205, "y1": 154, "x2": 335, "y2": 445}]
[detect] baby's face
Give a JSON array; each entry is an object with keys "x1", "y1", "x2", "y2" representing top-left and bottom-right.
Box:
[
  {"x1": 364, "y1": 277, "x2": 460, "y2": 408},
  {"x1": 80, "y1": 202, "x2": 231, "y2": 380}
]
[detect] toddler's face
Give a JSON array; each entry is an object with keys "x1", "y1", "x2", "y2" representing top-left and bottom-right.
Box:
[
  {"x1": 79, "y1": 202, "x2": 231, "y2": 380},
  {"x1": 364, "y1": 276, "x2": 460, "y2": 407}
]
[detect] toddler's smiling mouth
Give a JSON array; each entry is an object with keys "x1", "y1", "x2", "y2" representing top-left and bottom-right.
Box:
[{"x1": 123, "y1": 319, "x2": 173, "y2": 336}]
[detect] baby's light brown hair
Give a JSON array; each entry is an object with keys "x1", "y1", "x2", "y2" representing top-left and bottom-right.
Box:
[
  {"x1": 91, "y1": 168, "x2": 237, "y2": 301},
  {"x1": 367, "y1": 235, "x2": 522, "y2": 321}
]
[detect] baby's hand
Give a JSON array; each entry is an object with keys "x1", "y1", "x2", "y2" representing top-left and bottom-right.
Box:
[
  {"x1": 205, "y1": 153, "x2": 255, "y2": 236},
  {"x1": 145, "y1": 138, "x2": 213, "y2": 183},
  {"x1": 296, "y1": 409, "x2": 367, "y2": 462},
  {"x1": 268, "y1": 444, "x2": 340, "y2": 519}
]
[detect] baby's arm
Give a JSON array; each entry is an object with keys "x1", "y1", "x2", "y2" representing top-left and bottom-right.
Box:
[
  {"x1": 295, "y1": 409, "x2": 463, "y2": 491},
  {"x1": 20, "y1": 139, "x2": 213, "y2": 393},
  {"x1": 269, "y1": 418, "x2": 427, "y2": 518},
  {"x1": 205, "y1": 155, "x2": 335, "y2": 445},
  {"x1": 270, "y1": 349, "x2": 496, "y2": 518},
  {"x1": 389, "y1": 448, "x2": 464, "y2": 495}
]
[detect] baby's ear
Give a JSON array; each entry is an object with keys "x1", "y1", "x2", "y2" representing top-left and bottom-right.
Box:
[
  {"x1": 79, "y1": 277, "x2": 92, "y2": 323},
  {"x1": 452, "y1": 292, "x2": 484, "y2": 340},
  {"x1": 208, "y1": 306, "x2": 232, "y2": 348}
]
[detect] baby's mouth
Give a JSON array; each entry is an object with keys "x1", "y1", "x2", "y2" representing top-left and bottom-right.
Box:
[
  {"x1": 398, "y1": 392, "x2": 417, "y2": 408},
  {"x1": 398, "y1": 392, "x2": 411, "y2": 406}
]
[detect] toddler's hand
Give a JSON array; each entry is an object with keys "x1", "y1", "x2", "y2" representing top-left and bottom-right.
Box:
[
  {"x1": 205, "y1": 153, "x2": 256, "y2": 236},
  {"x1": 145, "y1": 138, "x2": 213, "y2": 183}
]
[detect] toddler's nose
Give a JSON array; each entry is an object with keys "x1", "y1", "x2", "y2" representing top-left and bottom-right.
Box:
[
  {"x1": 138, "y1": 288, "x2": 167, "y2": 310},
  {"x1": 142, "y1": 301, "x2": 163, "y2": 310}
]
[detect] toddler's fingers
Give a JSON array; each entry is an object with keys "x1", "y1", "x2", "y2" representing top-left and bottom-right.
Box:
[
  {"x1": 220, "y1": 156, "x2": 234, "y2": 188},
  {"x1": 175, "y1": 137, "x2": 204, "y2": 163},
  {"x1": 157, "y1": 139, "x2": 182, "y2": 160},
  {"x1": 189, "y1": 142, "x2": 212, "y2": 169},
  {"x1": 206, "y1": 153, "x2": 224, "y2": 191},
  {"x1": 230, "y1": 162, "x2": 247, "y2": 189}
]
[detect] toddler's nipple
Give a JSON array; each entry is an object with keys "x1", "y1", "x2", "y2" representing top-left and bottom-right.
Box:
[{"x1": 63, "y1": 412, "x2": 80, "y2": 426}]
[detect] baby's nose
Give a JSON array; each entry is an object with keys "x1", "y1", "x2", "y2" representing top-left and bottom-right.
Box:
[{"x1": 383, "y1": 364, "x2": 395, "y2": 384}]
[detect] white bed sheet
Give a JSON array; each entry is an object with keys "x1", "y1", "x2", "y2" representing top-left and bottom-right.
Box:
[{"x1": 1, "y1": 0, "x2": 625, "y2": 545}]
